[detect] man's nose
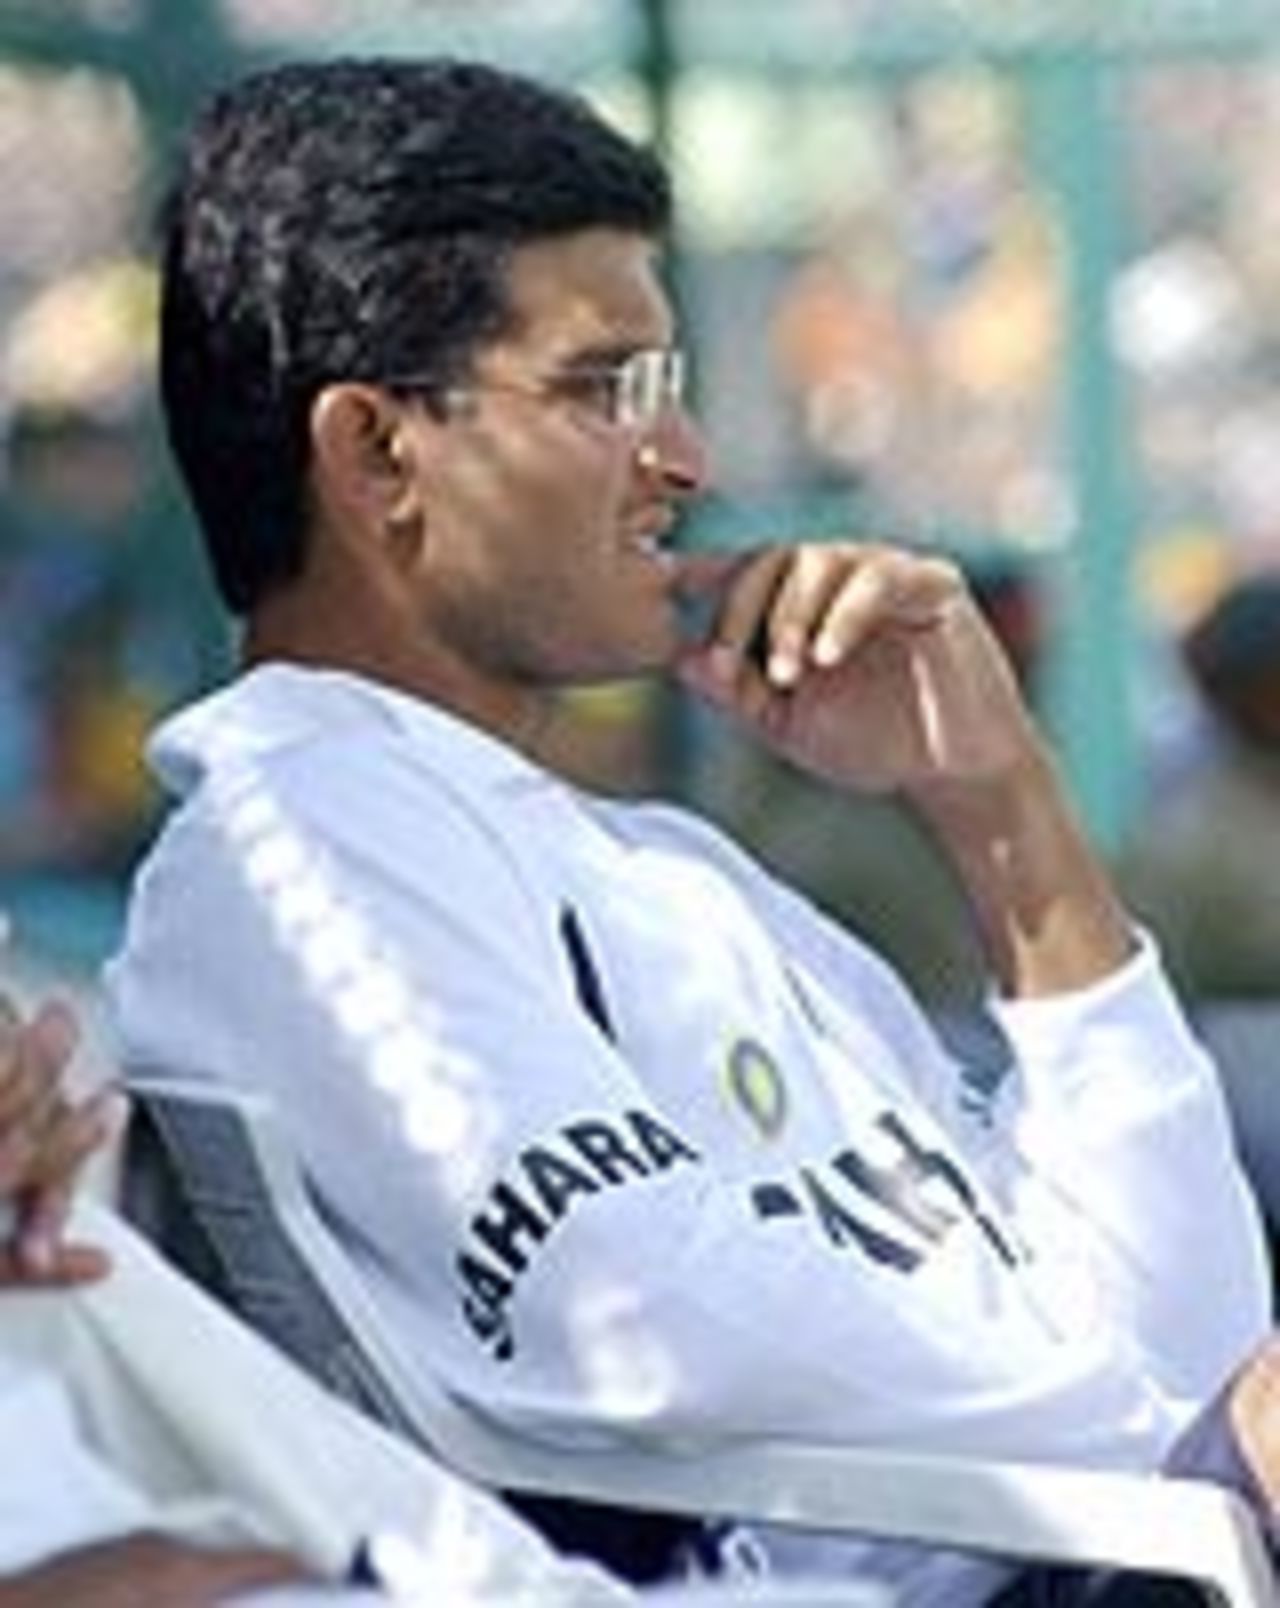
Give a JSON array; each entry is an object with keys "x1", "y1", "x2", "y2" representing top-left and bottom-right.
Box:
[{"x1": 636, "y1": 406, "x2": 712, "y2": 498}]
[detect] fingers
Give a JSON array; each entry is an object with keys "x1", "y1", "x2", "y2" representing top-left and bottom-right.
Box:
[
  {"x1": 706, "y1": 547, "x2": 792, "y2": 674},
  {"x1": 0, "y1": 993, "x2": 122, "y2": 1288},
  {"x1": 0, "y1": 1236, "x2": 112, "y2": 1290},
  {"x1": 673, "y1": 548, "x2": 785, "y2": 718},
  {"x1": 0, "y1": 1060, "x2": 119, "y2": 1199},
  {"x1": 763, "y1": 545, "x2": 864, "y2": 686},
  {"x1": 0, "y1": 998, "x2": 78, "y2": 1135},
  {"x1": 19, "y1": 1083, "x2": 126, "y2": 1194},
  {"x1": 678, "y1": 540, "x2": 965, "y2": 695},
  {"x1": 8, "y1": 1089, "x2": 127, "y2": 1283},
  {"x1": 799, "y1": 550, "x2": 962, "y2": 674}
]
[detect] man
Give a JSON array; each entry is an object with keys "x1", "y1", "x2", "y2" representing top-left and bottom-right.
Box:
[{"x1": 108, "y1": 58, "x2": 1271, "y2": 1606}]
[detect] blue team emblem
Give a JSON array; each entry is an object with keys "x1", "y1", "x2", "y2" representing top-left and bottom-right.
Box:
[{"x1": 725, "y1": 1037, "x2": 788, "y2": 1138}]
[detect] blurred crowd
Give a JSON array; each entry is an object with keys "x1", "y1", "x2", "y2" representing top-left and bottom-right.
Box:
[{"x1": 5, "y1": 39, "x2": 1280, "y2": 1005}]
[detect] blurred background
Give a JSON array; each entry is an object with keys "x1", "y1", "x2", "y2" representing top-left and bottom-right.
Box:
[{"x1": 5, "y1": 0, "x2": 1280, "y2": 1024}]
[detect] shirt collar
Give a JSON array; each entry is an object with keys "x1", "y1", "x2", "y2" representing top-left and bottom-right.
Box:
[{"x1": 148, "y1": 663, "x2": 549, "y2": 800}]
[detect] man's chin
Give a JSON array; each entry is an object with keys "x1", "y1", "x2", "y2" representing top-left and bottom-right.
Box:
[
  {"x1": 561, "y1": 633, "x2": 681, "y2": 689},
  {"x1": 634, "y1": 624, "x2": 686, "y2": 677}
]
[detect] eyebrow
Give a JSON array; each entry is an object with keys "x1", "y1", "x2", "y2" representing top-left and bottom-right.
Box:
[{"x1": 556, "y1": 340, "x2": 672, "y2": 370}]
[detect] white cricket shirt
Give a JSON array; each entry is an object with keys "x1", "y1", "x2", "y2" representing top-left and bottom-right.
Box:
[{"x1": 107, "y1": 665, "x2": 1272, "y2": 1607}]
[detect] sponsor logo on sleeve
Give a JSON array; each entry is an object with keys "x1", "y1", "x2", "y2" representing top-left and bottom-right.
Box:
[
  {"x1": 457, "y1": 1101, "x2": 1020, "y2": 1364},
  {"x1": 456, "y1": 1109, "x2": 701, "y2": 1361}
]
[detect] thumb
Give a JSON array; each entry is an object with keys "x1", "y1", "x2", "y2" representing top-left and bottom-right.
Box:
[
  {"x1": 673, "y1": 636, "x2": 742, "y2": 710},
  {"x1": 670, "y1": 546, "x2": 762, "y2": 651},
  {"x1": 670, "y1": 545, "x2": 758, "y2": 601},
  {"x1": 28, "y1": 998, "x2": 81, "y2": 1070}
]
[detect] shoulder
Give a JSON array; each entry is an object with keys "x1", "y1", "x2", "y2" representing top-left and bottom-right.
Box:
[
  {"x1": 132, "y1": 675, "x2": 564, "y2": 964},
  {"x1": 589, "y1": 796, "x2": 772, "y2": 880},
  {"x1": 152, "y1": 667, "x2": 540, "y2": 874}
]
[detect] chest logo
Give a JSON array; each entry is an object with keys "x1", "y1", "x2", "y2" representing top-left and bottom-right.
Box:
[{"x1": 725, "y1": 1037, "x2": 788, "y2": 1139}]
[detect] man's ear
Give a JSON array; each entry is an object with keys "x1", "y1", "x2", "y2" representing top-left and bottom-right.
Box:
[{"x1": 309, "y1": 383, "x2": 429, "y2": 543}]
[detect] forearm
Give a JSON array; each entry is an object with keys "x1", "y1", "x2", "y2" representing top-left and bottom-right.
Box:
[{"x1": 910, "y1": 735, "x2": 1134, "y2": 998}]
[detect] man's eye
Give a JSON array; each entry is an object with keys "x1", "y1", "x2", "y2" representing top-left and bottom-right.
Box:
[{"x1": 554, "y1": 370, "x2": 619, "y2": 416}]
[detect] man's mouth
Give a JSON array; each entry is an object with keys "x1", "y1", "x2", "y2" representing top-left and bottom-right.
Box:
[{"x1": 623, "y1": 510, "x2": 676, "y2": 565}]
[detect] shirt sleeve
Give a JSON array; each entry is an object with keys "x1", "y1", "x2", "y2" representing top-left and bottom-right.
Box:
[
  {"x1": 989, "y1": 935, "x2": 1272, "y2": 1399},
  {"x1": 600, "y1": 806, "x2": 1271, "y2": 1408}
]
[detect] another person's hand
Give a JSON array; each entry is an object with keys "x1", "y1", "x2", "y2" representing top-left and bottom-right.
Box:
[
  {"x1": 1227, "y1": 1335, "x2": 1280, "y2": 1515},
  {"x1": 0, "y1": 1531, "x2": 313, "y2": 1608},
  {"x1": 0, "y1": 994, "x2": 125, "y2": 1287},
  {"x1": 675, "y1": 542, "x2": 1038, "y2": 802}
]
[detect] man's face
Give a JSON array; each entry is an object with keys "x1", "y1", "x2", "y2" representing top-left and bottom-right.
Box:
[{"x1": 403, "y1": 228, "x2": 709, "y2": 712}]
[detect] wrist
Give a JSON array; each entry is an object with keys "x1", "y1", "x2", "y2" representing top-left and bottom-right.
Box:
[
  {"x1": 908, "y1": 737, "x2": 1134, "y2": 997},
  {"x1": 905, "y1": 731, "x2": 1057, "y2": 853}
]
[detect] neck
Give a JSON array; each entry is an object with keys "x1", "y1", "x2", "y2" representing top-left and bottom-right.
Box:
[{"x1": 243, "y1": 583, "x2": 554, "y2": 762}]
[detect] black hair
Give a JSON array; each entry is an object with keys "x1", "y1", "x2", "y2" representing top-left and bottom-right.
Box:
[{"x1": 159, "y1": 57, "x2": 671, "y2": 613}]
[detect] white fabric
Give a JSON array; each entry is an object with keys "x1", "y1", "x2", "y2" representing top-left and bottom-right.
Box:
[
  {"x1": 107, "y1": 664, "x2": 1273, "y2": 1607},
  {"x1": 0, "y1": 1200, "x2": 627, "y2": 1605},
  {"x1": 0, "y1": 1348, "x2": 158, "y2": 1571}
]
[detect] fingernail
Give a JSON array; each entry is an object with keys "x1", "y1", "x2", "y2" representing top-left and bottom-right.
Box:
[
  {"x1": 36, "y1": 1002, "x2": 79, "y2": 1062},
  {"x1": 768, "y1": 651, "x2": 800, "y2": 687},
  {"x1": 812, "y1": 634, "x2": 842, "y2": 668},
  {"x1": 707, "y1": 643, "x2": 738, "y2": 682},
  {"x1": 97, "y1": 1089, "x2": 131, "y2": 1139}
]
